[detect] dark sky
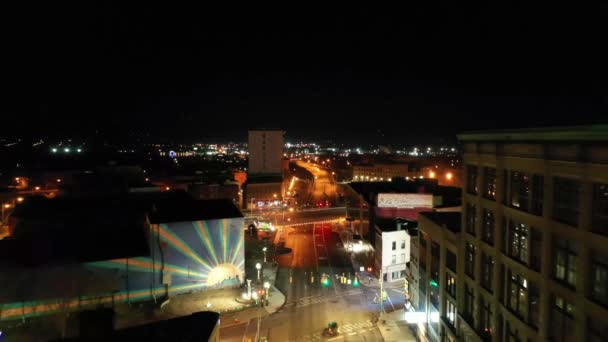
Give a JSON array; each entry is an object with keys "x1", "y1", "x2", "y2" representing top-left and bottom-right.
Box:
[{"x1": 2, "y1": 3, "x2": 607, "y2": 143}]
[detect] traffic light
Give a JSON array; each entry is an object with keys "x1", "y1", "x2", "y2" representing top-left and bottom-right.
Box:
[
  {"x1": 430, "y1": 279, "x2": 438, "y2": 287},
  {"x1": 321, "y1": 274, "x2": 330, "y2": 286},
  {"x1": 353, "y1": 273, "x2": 361, "y2": 286}
]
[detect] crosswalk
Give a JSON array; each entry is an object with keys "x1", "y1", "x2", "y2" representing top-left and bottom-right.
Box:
[
  {"x1": 283, "y1": 319, "x2": 376, "y2": 341},
  {"x1": 283, "y1": 289, "x2": 363, "y2": 309}
]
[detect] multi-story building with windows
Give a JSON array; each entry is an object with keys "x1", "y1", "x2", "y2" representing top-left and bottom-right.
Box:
[
  {"x1": 412, "y1": 212, "x2": 462, "y2": 342},
  {"x1": 374, "y1": 218, "x2": 415, "y2": 282},
  {"x1": 454, "y1": 126, "x2": 608, "y2": 342}
]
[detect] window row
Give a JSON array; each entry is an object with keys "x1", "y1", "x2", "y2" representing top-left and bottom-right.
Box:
[{"x1": 467, "y1": 165, "x2": 608, "y2": 235}]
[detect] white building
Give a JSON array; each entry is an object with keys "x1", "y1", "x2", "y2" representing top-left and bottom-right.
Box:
[
  {"x1": 374, "y1": 218, "x2": 415, "y2": 282},
  {"x1": 248, "y1": 130, "x2": 284, "y2": 175}
]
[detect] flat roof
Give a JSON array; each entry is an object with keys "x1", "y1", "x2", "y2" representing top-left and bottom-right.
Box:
[
  {"x1": 349, "y1": 180, "x2": 461, "y2": 207},
  {"x1": 1, "y1": 194, "x2": 242, "y2": 267},
  {"x1": 457, "y1": 125, "x2": 608, "y2": 142},
  {"x1": 56, "y1": 311, "x2": 220, "y2": 342},
  {"x1": 375, "y1": 217, "x2": 418, "y2": 232},
  {"x1": 419, "y1": 212, "x2": 461, "y2": 233}
]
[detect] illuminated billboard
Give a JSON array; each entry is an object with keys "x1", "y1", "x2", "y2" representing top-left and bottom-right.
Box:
[{"x1": 377, "y1": 193, "x2": 433, "y2": 208}]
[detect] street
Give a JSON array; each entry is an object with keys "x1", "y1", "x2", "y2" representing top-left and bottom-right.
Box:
[
  {"x1": 220, "y1": 221, "x2": 408, "y2": 341},
  {"x1": 295, "y1": 161, "x2": 338, "y2": 205}
]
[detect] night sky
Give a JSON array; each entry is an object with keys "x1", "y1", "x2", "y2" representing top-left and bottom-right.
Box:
[{"x1": 3, "y1": 3, "x2": 607, "y2": 143}]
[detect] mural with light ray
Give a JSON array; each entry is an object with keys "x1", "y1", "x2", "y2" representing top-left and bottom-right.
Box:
[{"x1": 0, "y1": 217, "x2": 244, "y2": 321}]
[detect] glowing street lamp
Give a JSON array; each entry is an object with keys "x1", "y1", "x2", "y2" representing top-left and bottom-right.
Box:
[
  {"x1": 446, "y1": 172, "x2": 453, "y2": 181},
  {"x1": 256, "y1": 262, "x2": 262, "y2": 281},
  {"x1": 263, "y1": 281, "x2": 270, "y2": 301},
  {"x1": 16, "y1": 197, "x2": 24, "y2": 203},
  {"x1": 262, "y1": 247, "x2": 268, "y2": 263}
]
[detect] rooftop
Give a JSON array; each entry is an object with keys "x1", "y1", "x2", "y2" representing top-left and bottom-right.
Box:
[
  {"x1": 419, "y1": 212, "x2": 462, "y2": 233},
  {"x1": 1, "y1": 193, "x2": 242, "y2": 267},
  {"x1": 457, "y1": 125, "x2": 608, "y2": 142},
  {"x1": 375, "y1": 217, "x2": 418, "y2": 232},
  {"x1": 349, "y1": 180, "x2": 461, "y2": 207},
  {"x1": 56, "y1": 311, "x2": 220, "y2": 342}
]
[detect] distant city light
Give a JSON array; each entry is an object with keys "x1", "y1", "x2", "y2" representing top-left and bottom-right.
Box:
[
  {"x1": 429, "y1": 171, "x2": 435, "y2": 178},
  {"x1": 64, "y1": 148, "x2": 70, "y2": 153},
  {"x1": 56, "y1": 178, "x2": 62, "y2": 183},
  {"x1": 35, "y1": 186, "x2": 41, "y2": 190},
  {"x1": 76, "y1": 148, "x2": 82, "y2": 153},
  {"x1": 17, "y1": 197, "x2": 24, "y2": 203},
  {"x1": 446, "y1": 172, "x2": 453, "y2": 180},
  {"x1": 51, "y1": 148, "x2": 58, "y2": 153}
]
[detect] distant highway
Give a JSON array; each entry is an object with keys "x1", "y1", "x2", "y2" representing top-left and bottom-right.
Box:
[{"x1": 295, "y1": 161, "x2": 338, "y2": 205}]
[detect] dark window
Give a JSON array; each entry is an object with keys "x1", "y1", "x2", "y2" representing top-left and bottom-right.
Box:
[
  {"x1": 549, "y1": 295, "x2": 575, "y2": 342},
  {"x1": 465, "y1": 242, "x2": 476, "y2": 279},
  {"x1": 510, "y1": 171, "x2": 530, "y2": 211},
  {"x1": 464, "y1": 283, "x2": 475, "y2": 327},
  {"x1": 419, "y1": 268, "x2": 427, "y2": 295},
  {"x1": 509, "y1": 171, "x2": 543, "y2": 216},
  {"x1": 507, "y1": 219, "x2": 529, "y2": 265},
  {"x1": 467, "y1": 165, "x2": 478, "y2": 194},
  {"x1": 430, "y1": 242, "x2": 440, "y2": 307},
  {"x1": 446, "y1": 273, "x2": 456, "y2": 299},
  {"x1": 392, "y1": 241, "x2": 396, "y2": 250},
  {"x1": 590, "y1": 252, "x2": 608, "y2": 307},
  {"x1": 592, "y1": 183, "x2": 608, "y2": 236},
  {"x1": 529, "y1": 282, "x2": 540, "y2": 329},
  {"x1": 506, "y1": 321, "x2": 522, "y2": 342},
  {"x1": 506, "y1": 269, "x2": 529, "y2": 321},
  {"x1": 531, "y1": 175, "x2": 544, "y2": 215},
  {"x1": 466, "y1": 203, "x2": 476, "y2": 236},
  {"x1": 446, "y1": 249, "x2": 457, "y2": 272},
  {"x1": 554, "y1": 236, "x2": 577, "y2": 289},
  {"x1": 478, "y1": 296, "x2": 493, "y2": 341},
  {"x1": 588, "y1": 316, "x2": 608, "y2": 342},
  {"x1": 401, "y1": 240, "x2": 406, "y2": 249},
  {"x1": 419, "y1": 236, "x2": 427, "y2": 271},
  {"x1": 503, "y1": 170, "x2": 509, "y2": 204},
  {"x1": 482, "y1": 209, "x2": 495, "y2": 245},
  {"x1": 483, "y1": 167, "x2": 497, "y2": 200},
  {"x1": 553, "y1": 177, "x2": 580, "y2": 227},
  {"x1": 481, "y1": 252, "x2": 494, "y2": 293},
  {"x1": 530, "y1": 228, "x2": 542, "y2": 272}
]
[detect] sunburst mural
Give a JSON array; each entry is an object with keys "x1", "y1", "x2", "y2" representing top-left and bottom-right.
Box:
[
  {"x1": 90, "y1": 217, "x2": 245, "y2": 292},
  {"x1": 0, "y1": 217, "x2": 244, "y2": 321}
]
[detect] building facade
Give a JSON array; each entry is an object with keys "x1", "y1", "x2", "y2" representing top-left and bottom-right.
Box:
[
  {"x1": 374, "y1": 219, "x2": 414, "y2": 282},
  {"x1": 411, "y1": 212, "x2": 461, "y2": 342},
  {"x1": 248, "y1": 130, "x2": 284, "y2": 175},
  {"x1": 455, "y1": 126, "x2": 608, "y2": 342},
  {"x1": 353, "y1": 163, "x2": 418, "y2": 182},
  {"x1": 0, "y1": 198, "x2": 245, "y2": 323}
]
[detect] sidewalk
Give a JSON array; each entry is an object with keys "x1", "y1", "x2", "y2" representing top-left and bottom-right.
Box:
[{"x1": 377, "y1": 309, "x2": 417, "y2": 342}]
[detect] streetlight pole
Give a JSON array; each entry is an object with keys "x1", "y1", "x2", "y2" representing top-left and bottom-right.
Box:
[
  {"x1": 256, "y1": 262, "x2": 262, "y2": 283},
  {"x1": 262, "y1": 247, "x2": 267, "y2": 263},
  {"x1": 247, "y1": 279, "x2": 252, "y2": 299},
  {"x1": 379, "y1": 274, "x2": 384, "y2": 316}
]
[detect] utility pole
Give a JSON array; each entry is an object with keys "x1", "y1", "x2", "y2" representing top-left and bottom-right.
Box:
[{"x1": 379, "y1": 273, "x2": 384, "y2": 316}]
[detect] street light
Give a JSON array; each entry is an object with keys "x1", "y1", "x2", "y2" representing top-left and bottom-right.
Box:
[
  {"x1": 262, "y1": 247, "x2": 268, "y2": 263},
  {"x1": 263, "y1": 281, "x2": 270, "y2": 302},
  {"x1": 247, "y1": 279, "x2": 252, "y2": 299},
  {"x1": 256, "y1": 262, "x2": 262, "y2": 282}
]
